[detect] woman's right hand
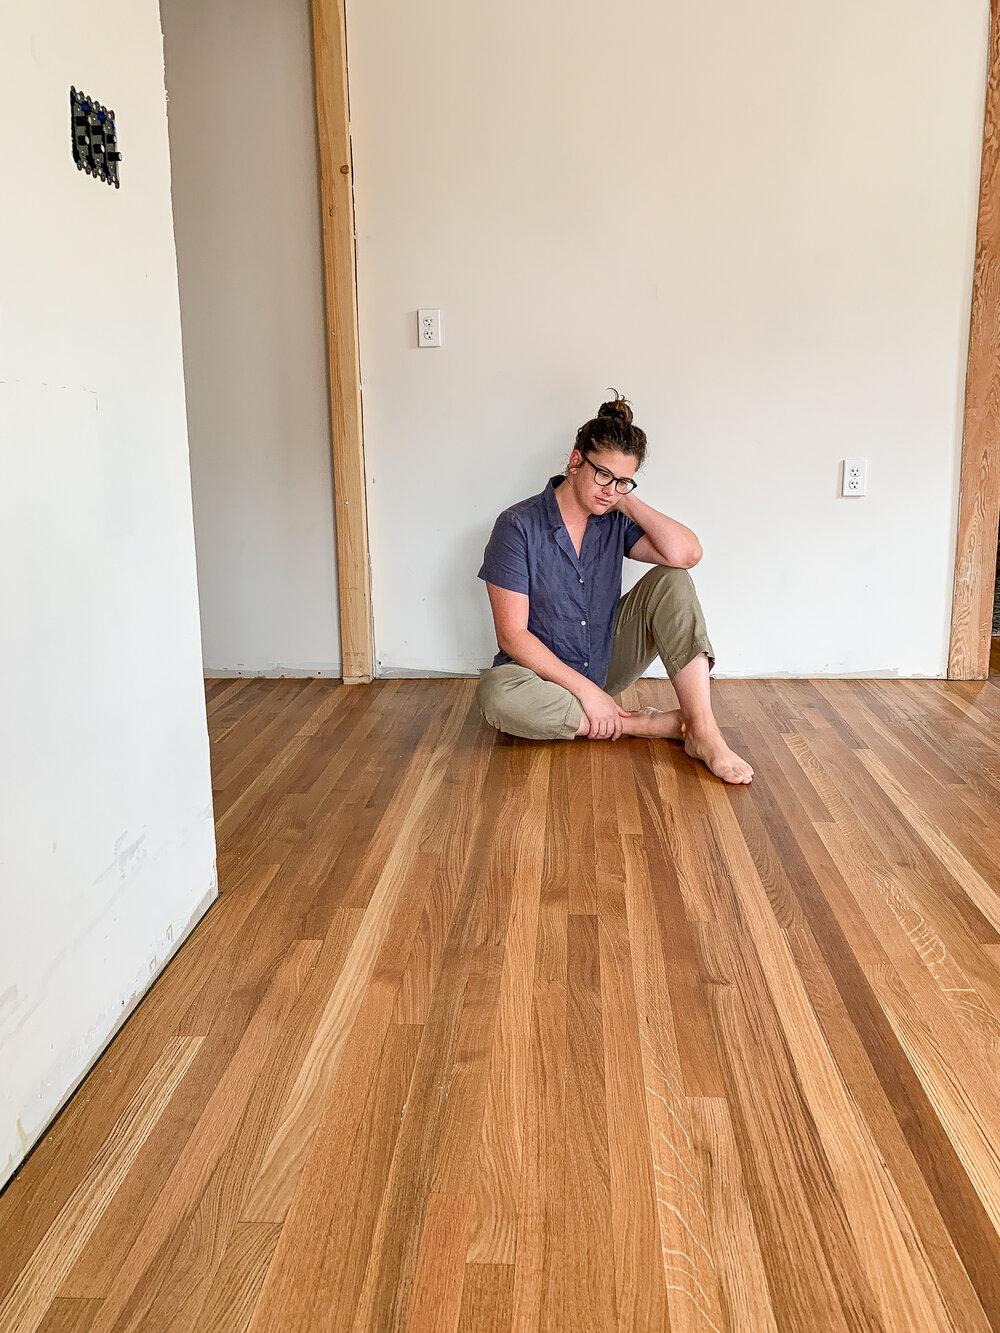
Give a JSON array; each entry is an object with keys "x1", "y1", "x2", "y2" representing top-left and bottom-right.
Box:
[{"x1": 580, "y1": 686, "x2": 631, "y2": 740}]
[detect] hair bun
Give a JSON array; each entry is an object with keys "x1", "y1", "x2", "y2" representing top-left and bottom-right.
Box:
[{"x1": 597, "y1": 393, "x2": 633, "y2": 426}]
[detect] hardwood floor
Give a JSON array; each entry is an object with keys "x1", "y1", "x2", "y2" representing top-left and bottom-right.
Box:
[{"x1": 4, "y1": 674, "x2": 1000, "y2": 1331}]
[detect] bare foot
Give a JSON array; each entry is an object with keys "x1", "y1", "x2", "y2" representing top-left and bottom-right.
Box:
[
  {"x1": 620, "y1": 707, "x2": 685, "y2": 740},
  {"x1": 684, "y1": 728, "x2": 754, "y2": 784}
]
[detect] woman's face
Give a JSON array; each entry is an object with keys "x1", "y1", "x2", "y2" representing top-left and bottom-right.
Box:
[{"x1": 566, "y1": 448, "x2": 637, "y2": 516}]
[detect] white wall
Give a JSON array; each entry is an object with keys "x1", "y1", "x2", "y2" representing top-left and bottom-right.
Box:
[
  {"x1": 347, "y1": 0, "x2": 990, "y2": 678},
  {"x1": 161, "y1": 0, "x2": 342, "y2": 677},
  {"x1": 0, "y1": 0, "x2": 217, "y2": 1188}
]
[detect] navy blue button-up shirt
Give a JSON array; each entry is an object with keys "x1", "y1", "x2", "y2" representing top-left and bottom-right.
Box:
[{"x1": 478, "y1": 475, "x2": 646, "y2": 688}]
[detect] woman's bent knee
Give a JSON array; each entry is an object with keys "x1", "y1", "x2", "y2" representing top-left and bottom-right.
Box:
[
  {"x1": 641, "y1": 564, "x2": 695, "y2": 599},
  {"x1": 476, "y1": 668, "x2": 581, "y2": 741},
  {"x1": 476, "y1": 673, "x2": 511, "y2": 732}
]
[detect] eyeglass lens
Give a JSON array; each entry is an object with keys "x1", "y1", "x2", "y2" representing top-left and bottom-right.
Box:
[{"x1": 594, "y1": 469, "x2": 635, "y2": 493}]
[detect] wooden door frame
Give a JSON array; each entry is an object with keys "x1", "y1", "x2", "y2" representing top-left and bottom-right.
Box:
[
  {"x1": 311, "y1": 0, "x2": 373, "y2": 683},
  {"x1": 950, "y1": 1, "x2": 1000, "y2": 680}
]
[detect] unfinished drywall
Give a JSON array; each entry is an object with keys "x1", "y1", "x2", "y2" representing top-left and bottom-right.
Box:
[
  {"x1": 0, "y1": 0, "x2": 217, "y2": 1188},
  {"x1": 346, "y1": 0, "x2": 990, "y2": 678},
  {"x1": 161, "y1": 0, "x2": 341, "y2": 677}
]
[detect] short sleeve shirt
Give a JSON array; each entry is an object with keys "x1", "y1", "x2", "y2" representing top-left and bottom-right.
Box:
[{"x1": 478, "y1": 475, "x2": 645, "y2": 688}]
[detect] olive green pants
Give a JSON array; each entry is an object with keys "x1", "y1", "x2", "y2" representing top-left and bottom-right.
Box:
[{"x1": 477, "y1": 564, "x2": 715, "y2": 741}]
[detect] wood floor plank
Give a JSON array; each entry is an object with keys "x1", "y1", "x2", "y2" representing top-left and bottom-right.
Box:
[
  {"x1": 787, "y1": 930, "x2": 993, "y2": 1333},
  {"x1": 864, "y1": 956, "x2": 1000, "y2": 1237},
  {"x1": 291, "y1": 1021, "x2": 424, "y2": 1331},
  {"x1": 105, "y1": 934, "x2": 353, "y2": 1333},
  {"x1": 194, "y1": 1223, "x2": 282, "y2": 1333},
  {"x1": 240, "y1": 685, "x2": 475, "y2": 1229},
  {"x1": 510, "y1": 906, "x2": 566, "y2": 1332},
  {"x1": 246, "y1": 731, "x2": 503, "y2": 1330},
  {"x1": 731, "y1": 721, "x2": 995, "y2": 1332},
  {"x1": 0, "y1": 1038, "x2": 203, "y2": 1333},
  {"x1": 6, "y1": 676, "x2": 1000, "y2": 1333},
  {"x1": 791, "y1": 726, "x2": 1000, "y2": 958},
  {"x1": 716, "y1": 748, "x2": 966, "y2": 1332},
  {"x1": 592, "y1": 750, "x2": 671, "y2": 1331},
  {"x1": 210, "y1": 679, "x2": 323, "y2": 794},
  {"x1": 205, "y1": 678, "x2": 272, "y2": 743},
  {"x1": 563, "y1": 912, "x2": 617, "y2": 1331},
  {"x1": 701, "y1": 943, "x2": 878, "y2": 1333},
  {"x1": 857, "y1": 746, "x2": 1000, "y2": 938},
  {"x1": 34, "y1": 1298, "x2": 102, "y2": 1333},
  {"x1": 339, "y1": 754, "x2": 522, "y2": 1333},
  {"x1": 629, "y1": 744, "x2": 727, "y2": 1098},
  {"x1": 326, "y1": 704, "x2": 449, "y2": 918},
  {"x1": 608, "y1": 831, "x2": 709, "y2": 1322},
  {"x1": 348, "y1": 743, "x2": 548, "y2": 1332},
  {"x1": 393, "y1": 707, "x2": 497, "y2": 1026},
  {"x1": 766, "y1": 734, "x2": 1000, "y2": 1326},
  {"x1": 612, "y1": 801, "x2": 719, "y2": 1330},
  {"x1": 457, "y1": 1263, "x2": 513, "y2": 1333},
  {"x1": 791, "y1": 727, "x2": 1000, "y2": 1062},
  {"x1": 465, "y1": 746, "x2": 550, "y2": 1262},
  {"x1": 402, "y1": 1192, "x2": 472, "y2": 1332},
  {"x1": 0, "y1": 939, "x2": 234, "y2": 1296},
  {"x1": 688, "y1": 1095, "x2": 778, "y2": 1333},
  {"x1": 57, "y1": 962, "x2": 279, "y2": 1300},
  {"x1": 80, "y1": 942, "x2": 319, "y2": 1333}
]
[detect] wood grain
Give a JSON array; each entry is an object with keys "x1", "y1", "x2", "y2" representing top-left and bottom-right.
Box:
[
  {"x1": 950, "y1": 2, "x2": 1000, "y2": 680},
  {"x1": 311, "y1": 0, "x2": 373, "y2": 683},
  {"x1": 0, "y1": 1039, "x2": 202, "y2": 1333},
  {"x1": 3, "y1": 676, "x2": 1000, "y2": 1331}
]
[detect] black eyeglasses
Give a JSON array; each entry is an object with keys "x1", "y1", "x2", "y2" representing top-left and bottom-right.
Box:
[{"x1": 581, "y1": 454, "x2": 638, "y2": 494}]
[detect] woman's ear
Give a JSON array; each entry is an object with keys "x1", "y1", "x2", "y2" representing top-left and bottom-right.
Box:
[{"x1": 567, "y1": 448, "x2": 583, "y2": 473}]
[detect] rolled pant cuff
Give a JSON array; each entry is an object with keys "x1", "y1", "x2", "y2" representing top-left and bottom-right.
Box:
[
  {"x1": 662, "y1": 641, "x2": 716, "y2": 679},
  {"x1": 559, "y1": 695, "x2": 584, "y2": 739}
]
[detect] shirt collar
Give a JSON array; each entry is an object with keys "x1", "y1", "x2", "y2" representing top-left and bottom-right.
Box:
[
  {"x1": 543, "y1": 474, "x2": 613, "y2": 531},
  {"x1": 544, "y1": 475, "x2": 588, "y2": 571},
  {"x1": 543, "y1": 475, "x2": 566, "y2": 531}
]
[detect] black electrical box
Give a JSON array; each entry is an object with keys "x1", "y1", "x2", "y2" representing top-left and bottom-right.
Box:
[{"x1": 70, "y1": 87, "x2": 121, "y2": 187}]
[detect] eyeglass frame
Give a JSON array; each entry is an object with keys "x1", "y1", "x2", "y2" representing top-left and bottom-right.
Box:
[{"x1": 579, "y1": 453, "x2": 639, "y2": 494}]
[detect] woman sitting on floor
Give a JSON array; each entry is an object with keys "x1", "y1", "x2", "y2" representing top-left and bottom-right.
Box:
[{"x1": 476, "y1": 393, "x2": 753, "y2": 785}]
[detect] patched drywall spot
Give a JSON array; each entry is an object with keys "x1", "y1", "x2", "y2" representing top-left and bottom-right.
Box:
[
  {"x1": 109, "y1": 831, "x2": 147, "y2": 883},
  {"x1": 16, "y1": 1119, "x2": 29, "y2": 1155},
  {"x1": 0, "y1": 985, "x2": 19, "y2": 1020},
  {"x1": 86, "y1": 832, "x2": 148, "y2": 898}
]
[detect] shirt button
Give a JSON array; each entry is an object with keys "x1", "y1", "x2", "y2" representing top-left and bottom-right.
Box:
[
  {"x1": 579, "y1": 577, "x2": 584, "y2": 584},
  {"x1": 584, "y1": 661, "x2": 589, "y2": 667},
  {"x1": 580, "y1": 620, "x2": 587, "y2": 626}
]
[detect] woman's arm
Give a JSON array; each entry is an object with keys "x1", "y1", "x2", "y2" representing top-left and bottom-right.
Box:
[
  {"x1": 616, "y1": 493, "x2": 702, "y2": 568},
  {"x1": 485, "y1": 583, "x2": 629, "y2": 739},
  {"x1": 487, "y1": 584, "x2": 594, "y2": 695}
]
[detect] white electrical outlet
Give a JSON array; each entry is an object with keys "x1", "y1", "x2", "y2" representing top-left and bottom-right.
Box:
[
  {"x1": 418, "y1": 309, "x2": 441, "y2": 347},
  {"x1": 842, "y1": 459, "x2": 867, "y2": 496}
]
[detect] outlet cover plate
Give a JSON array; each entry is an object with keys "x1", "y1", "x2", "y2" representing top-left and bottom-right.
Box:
[{"x1": 842, "y1": 459, "x2": 867, "y2": 496}]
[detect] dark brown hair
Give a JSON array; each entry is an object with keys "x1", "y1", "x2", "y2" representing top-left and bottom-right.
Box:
[{"x1": 573, "y1": 391, "x2": 647, "y2": 469}]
